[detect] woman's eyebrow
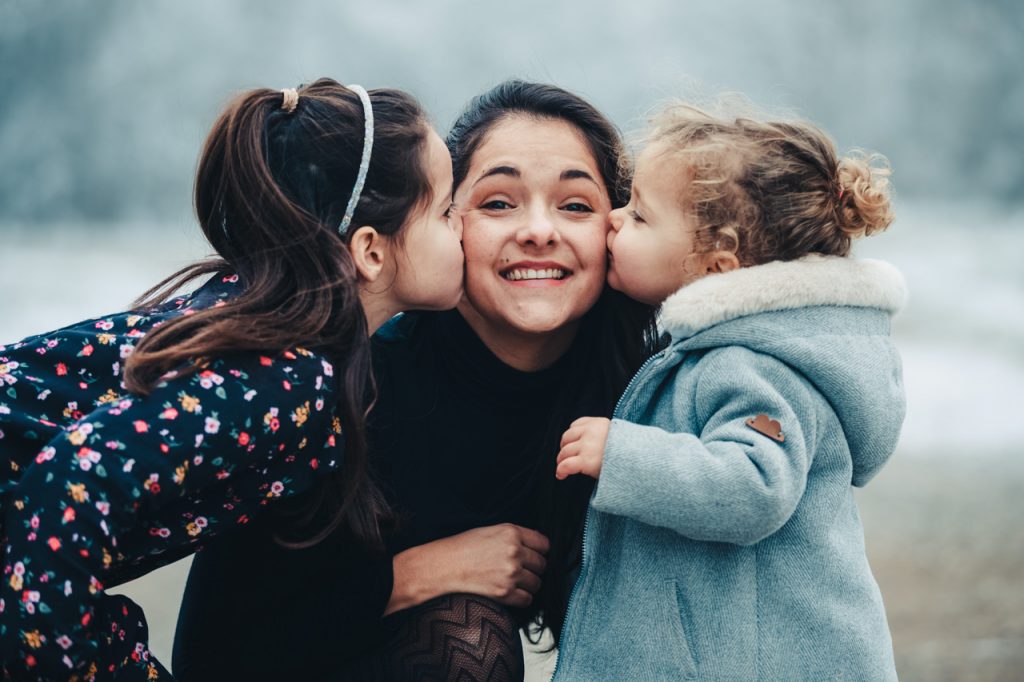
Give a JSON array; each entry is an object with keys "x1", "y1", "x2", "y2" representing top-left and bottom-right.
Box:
[
  {"x1": 560, "y1": 168, "x2": 600, "y2": 187},
  {"x1": 473, "y1": 165, "x2": 520, "y2": 187}
]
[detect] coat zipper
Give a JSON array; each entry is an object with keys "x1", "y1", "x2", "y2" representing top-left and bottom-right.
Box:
[{"x1": 550, "y1": 346, "x2": 672, "y2": 680}]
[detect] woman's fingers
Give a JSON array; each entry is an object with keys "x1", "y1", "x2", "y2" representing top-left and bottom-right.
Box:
[
  {"x1": 515, "y1": 569, "x2": 543, "y2": 596},
  {"x1": 501, "y1": 588, "x2": 535, "y2": 608},
  {"x1": 510, "y1": 525, "x2": 550, "y2": 555},
  {"x1": 518, "y1": 546, "x2": 547, "y2": 576}
]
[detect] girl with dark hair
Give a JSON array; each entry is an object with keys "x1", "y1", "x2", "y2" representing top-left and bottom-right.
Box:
[
  {"x1": 173, "y1": 80, "x2": 659, "y2": 681},
  {"x1": 0, "y1": 78, "x2": 464, "y2": 680}
]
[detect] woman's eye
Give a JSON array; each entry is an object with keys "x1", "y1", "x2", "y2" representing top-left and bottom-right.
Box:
[
  {"x1": 481, "y1": 200, "x2": 512, "y2": 210},
  {"x1": 562, "y1": 202, "x2": 593, "y2": 213}
]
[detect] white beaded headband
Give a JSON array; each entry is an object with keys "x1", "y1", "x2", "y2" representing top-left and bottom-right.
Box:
[{"x1": 338, "y1": 84, "x2": 374, "y2": 236}]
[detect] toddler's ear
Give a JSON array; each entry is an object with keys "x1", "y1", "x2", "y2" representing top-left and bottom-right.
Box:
[{"x1": 705, "y1": 250, "x2": 740, "y2": 275}]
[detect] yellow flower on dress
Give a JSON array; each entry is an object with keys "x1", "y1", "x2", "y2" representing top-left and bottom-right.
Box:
[
  {"x1": 103, "y1": 547, "x2": 113, "y2": 569},
  {"x1": 67, "y1": 429, "x2": 87, "y2": 446},
  {"x1": 9, "y1": 573, "x2": 23, "y2": 591},
  {"x1": 23, "y1": 630, "x2": 42, "y2": 649},
  {"x1": 96, "y1": 389, "x2": 120, "y2": 405},
  {"x1": 126, "y1": 314, "x2": 143, "y2": 327},
  {"x1": 173, "y1": 464, "x2": 188, "y2": 485},
  {"x1": 292, "y1": 401, "x2": 310, "y2": 427},
  {"x1": 96, "y1": 333, "x2": 117, "y2": 346},
  {"x1": 68, "y1": 482, "x2": 88, "y2": 504},
  {"x1": 332, "y1": 416, "x2": 342, "y2": 434},
  {"x1": 186, "y1": 522, "x2": 200, "y2": 537},
  {"x1": 180, "y1": 393, "x2": 200, "y2": 413}
]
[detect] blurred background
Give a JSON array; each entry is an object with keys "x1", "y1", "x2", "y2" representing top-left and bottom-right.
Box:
[{"x1": 2, "y1": 1, "x2": 1022, "y2": 679}]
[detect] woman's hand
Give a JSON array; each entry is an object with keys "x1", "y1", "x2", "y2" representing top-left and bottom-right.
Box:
[
  {"x1": 386, "y1": 524, "x2": 549, "y2": 615},
  {"x1": 555, "y1": 416, "x2": 610, "y2": 480}
]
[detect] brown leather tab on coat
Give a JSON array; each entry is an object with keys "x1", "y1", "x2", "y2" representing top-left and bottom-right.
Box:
[{"x1": 746, "y1": 414, "x2": 785, "y2": 442}]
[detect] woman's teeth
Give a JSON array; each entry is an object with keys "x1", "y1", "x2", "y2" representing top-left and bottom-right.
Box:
[{"x1": 502, "y1": 268, "x2": 568, "y2": 281}]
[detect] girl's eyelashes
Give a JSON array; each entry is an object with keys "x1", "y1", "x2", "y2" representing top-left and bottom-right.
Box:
[
  {"x1": 629, "y1": 209, "x2": 645, "y2": 224},
  {"x1": 442, "y1": 202, "x2": 456, "y2": 218}
]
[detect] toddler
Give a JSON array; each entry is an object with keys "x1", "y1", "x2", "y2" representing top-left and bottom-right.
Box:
[{"x1": 553, "y1": 103, "x2": 905, "y2": 680}]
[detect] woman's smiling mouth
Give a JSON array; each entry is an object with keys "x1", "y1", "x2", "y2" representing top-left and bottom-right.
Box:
[{"x1": 499, "y1": 262, "x2": 572, "y2": 282}]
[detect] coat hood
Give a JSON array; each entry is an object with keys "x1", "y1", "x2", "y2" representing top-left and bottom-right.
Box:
[{"x1": 661, "y1": 255, "x2": 907, "y2": 486}]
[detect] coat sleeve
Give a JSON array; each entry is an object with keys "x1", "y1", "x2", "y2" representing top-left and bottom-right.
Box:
[
  {"x1": 0, "y1": 350, "x2": 340, "y2": 681},
  {"x1": 591, "y1": 347, "x2": 819, "y2": 546}
]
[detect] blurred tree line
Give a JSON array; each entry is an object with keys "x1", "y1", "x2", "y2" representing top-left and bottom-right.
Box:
[{"x1": 1, "y1": 0, "x2": 1021, "y2": 224}]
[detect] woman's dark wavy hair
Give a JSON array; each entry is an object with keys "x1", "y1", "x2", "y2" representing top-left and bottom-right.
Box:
[
  {"x1": 447, "y1": 79, "x2": 661, "y2": 646},
  {"x1": 124, "y1": 78, "x2": 434, "y2": 551}
]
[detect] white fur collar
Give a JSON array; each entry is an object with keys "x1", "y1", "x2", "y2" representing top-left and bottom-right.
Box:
[{"x1": 660, "y1": 255, "x2": 907, "y2": 338}]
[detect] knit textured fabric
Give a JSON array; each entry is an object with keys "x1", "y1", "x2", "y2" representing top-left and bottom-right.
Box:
[{"x1": 339, "y1": 594, "x2": 524, "y2": 681}]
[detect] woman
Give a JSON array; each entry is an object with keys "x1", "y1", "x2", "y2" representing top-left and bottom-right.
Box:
[
  {"x1": 172, "y1": 81, "x2": 659, "y2": 681},
  {"x1": 0, "y1": 78, "x2": 464, "y2": 680}
]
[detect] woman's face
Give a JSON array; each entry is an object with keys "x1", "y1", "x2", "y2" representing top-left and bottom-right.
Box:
[{"x1": 454, "y1": 116, "x2": 610, "y2": 338}]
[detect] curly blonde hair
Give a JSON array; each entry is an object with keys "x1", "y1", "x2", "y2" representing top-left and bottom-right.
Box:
[{"x1": 647, "y1": 103, "x2": 894, "y2": 265}]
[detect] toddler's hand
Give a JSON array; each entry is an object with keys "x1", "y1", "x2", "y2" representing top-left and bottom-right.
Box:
[{"x1": 555, "y1": 416, "x2": 610, "y2": 480}]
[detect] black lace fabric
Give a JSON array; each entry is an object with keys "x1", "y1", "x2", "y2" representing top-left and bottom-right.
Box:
[{"x1": 338, "y1": 594, "x2": 525, "y2": 681}]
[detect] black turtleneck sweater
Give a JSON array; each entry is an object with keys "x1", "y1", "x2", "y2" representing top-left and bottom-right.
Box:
[{"x1": 173, "y1": 310, "x2": 595, "y2": 680}]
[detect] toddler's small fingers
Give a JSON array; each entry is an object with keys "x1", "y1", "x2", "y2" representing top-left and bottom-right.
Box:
[
  {"x1": 569, "y1": 416, "x2": 594, "y2": 429},
  {"x1": 560, "y1": 427, "x2": 581, "y2": 448},
  {"x1": 556, "y1": 442, "x2": 580, "y2": 464},
  {"x1": 555, "y1": 457, "x2": 581, "y2": 480}
]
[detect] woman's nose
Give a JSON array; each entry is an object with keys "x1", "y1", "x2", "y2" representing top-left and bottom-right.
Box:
[{"x1": 518, "y1": 206, "x2": 558, "y2": 246}]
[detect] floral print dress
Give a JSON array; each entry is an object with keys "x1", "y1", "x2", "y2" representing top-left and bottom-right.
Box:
[{"x1": 0, "y1": 274, "x2": 344, "y2": 681}]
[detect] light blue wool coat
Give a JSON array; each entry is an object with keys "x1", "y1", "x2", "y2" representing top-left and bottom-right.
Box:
[{"x1": 553, "y1": 255, "x2": 907, "y2": 681}]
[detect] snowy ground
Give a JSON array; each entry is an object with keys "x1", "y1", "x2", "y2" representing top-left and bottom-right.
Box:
[{"x1": 2, "y1": 202, "x2": 1022, "y2": 679}]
